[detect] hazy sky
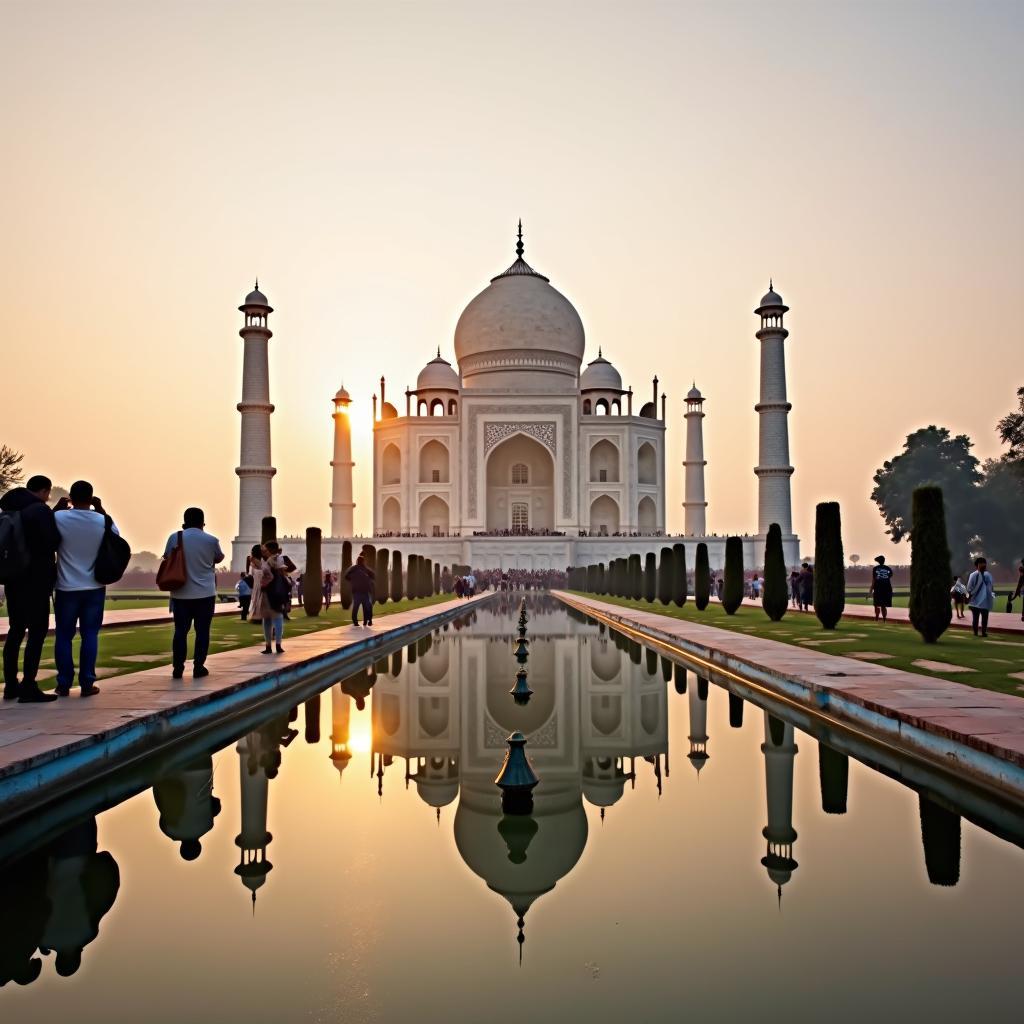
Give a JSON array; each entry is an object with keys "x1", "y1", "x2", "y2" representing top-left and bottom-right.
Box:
[{"x1": 3, "y1": 0, "x2": 1021, "y2": 557}]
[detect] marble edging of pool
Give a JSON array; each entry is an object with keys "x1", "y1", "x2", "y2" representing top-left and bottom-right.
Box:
[
  {"x1": 554, "y1": 591, "x2": 1024, "y2": 800},
  {"x1": 0, "y1": 594, "x2": 494, "y2": 819}
]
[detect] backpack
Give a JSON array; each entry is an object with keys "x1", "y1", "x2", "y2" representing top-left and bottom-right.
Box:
[
  {"x1": 0, "y1": 509, "x2": 31, "y2": 583},
  {"x1": 266, "y1": 568, "x2": 291, "y2": 613},
  {"x1": 93, "y1": 515, "x2": 132, "y2": 585}
]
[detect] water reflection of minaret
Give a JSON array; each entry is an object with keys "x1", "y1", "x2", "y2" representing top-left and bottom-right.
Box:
[
  {"x1": 329, "y1": 683, "x2": 352, "y2": 780},
  {"x1": 687, "y1": 678, "x2": 710, "y2": 775},
  {"x1": 235, "y1": 732, "x2": 273, "y2": 909},
  {"x1": 761, "y1": 712, "x2": 799, "y2": 903}
]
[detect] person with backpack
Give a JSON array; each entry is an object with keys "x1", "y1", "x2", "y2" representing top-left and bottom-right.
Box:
[
  {"x1": 53, "y1": 481, "x2": 120, "y2": 697},
  {"x1": 966, "y1": 556, "x2": 995, "y2": 637},
  {"x1": 1, "y1": 474, "x2": 60, "y2": 703},
  {"x1": 258, "y1": 541, "x2": 295, "y2": 653},
  {"x1": 162, "y1": 508, "x2": 224, "y2": 680},
  {"x1": 344, "y1": 554, "x2": 375, "y2": 626},
  {"x1": 950, "y1": 575, "x2": 968, "y2": 619},
  {"x1": 869, "y1": 555, "x2": 895, "y2": 622}
]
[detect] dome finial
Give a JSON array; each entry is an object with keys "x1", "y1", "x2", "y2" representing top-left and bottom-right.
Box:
[
  {"x1": 437, "y1": 346, "x2": 441, "y2": 358},
  {"x1": 255, "y1": 277, "x2": 259, "y2": 290},
  {"x1": 516, "y1": 219, "x2": 524, "y2": 259},
  {"x1": 598, "y1": 346, "x2": 602, "y2": 358},
  {"x1": 769, "y1": 278, "x2": 773, "y2": 291}
]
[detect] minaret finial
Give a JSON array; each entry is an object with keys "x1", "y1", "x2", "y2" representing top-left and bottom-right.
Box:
[
  {"x1": 516, "y1": 219, "x2": 524, "y2": 259},
  {"x1": 769, "y1": 278, "x2": 773, "y2": 290},
  {"x1": 437, "y1": 346, "x2": 441, "y2": 358},
  {"x1": 598, "y1": 346, "x2": 602, "y2": 358}
]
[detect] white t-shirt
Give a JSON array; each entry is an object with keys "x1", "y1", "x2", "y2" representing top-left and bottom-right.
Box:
[
  {"x1": 55, "y1": 509, "x2": 119, "y2": 591},
  {"x1": 163, "y1": 528, "x2": 224, "y2": 600}
]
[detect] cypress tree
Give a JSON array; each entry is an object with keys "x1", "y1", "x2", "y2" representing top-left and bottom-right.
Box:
[
  {"x1": 762, "y1": 523, "x2": 788, "y2": 621},
  {"x1": 586, "y1": 564, "x2": 596, "y2": 593},
  {"x1": 672, "y1": 543, "x2": 688, "y2": 607},
  {"x1": 597, "y1": 563, "x2": 606, "y2": 595},
  {"x1": 340, "y1": 540, "x2": 353, "y2": 610},
  {"x1": 391, "y1": 551, "x2": 404, "y2": 602},
  {"x1": 303, "y1": 527, "x2": 323, "y2": 616},
  {"x1": 722, "y1": 536, "x2": 744, "y2": 614},
  {"x1": 433, "y1": 562, "x2": 441, "y2": 595},
  {"x1": 813, "y1": 501, "x2": 846, "y2": 630},
  {"x1": 657, "y1": 547, "x2": 673, "y2": 605},
  {"x1": 694, "y1": 543, "x2": 711, "y2": 610},
  {"x1": 629, "y1": 554, "x2": 643, "y2": 600},
  {"x1": 909, "y1": 485, "x2": 953, "y2": 643},
  {"x1": 375, "y1": 548, "x2": 389, "y2": 605},
  {"x1": 643, "y1": 552, "x2": 657, "y2": 602},
  {"x1": 261, "y1": 516, "x2": 277, "y2": 545},
  {"x1": 424, "y1": 558, "x2": 433, "y2": 597}
]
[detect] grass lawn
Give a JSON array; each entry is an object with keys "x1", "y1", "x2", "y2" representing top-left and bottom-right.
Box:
[
  {"x1": 571, "y1": 592, "x2": 1024, "y2": 697},
  {"x1": 19, "y1": 594, "x2": 453, "y2": 690}
]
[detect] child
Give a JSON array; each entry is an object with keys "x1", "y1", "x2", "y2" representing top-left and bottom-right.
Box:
[{"x1": 950, "y1": 575, "x2": 967, "y2": 619}]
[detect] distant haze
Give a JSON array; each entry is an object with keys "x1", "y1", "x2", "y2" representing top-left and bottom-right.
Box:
[{"x1": 3, "y1": 1, "x2": 1021, "y2": 558}]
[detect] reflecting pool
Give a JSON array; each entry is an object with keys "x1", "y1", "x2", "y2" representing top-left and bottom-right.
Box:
[{"x1": 2, "y1": 594, "x2": 1024, "y2": 1022}]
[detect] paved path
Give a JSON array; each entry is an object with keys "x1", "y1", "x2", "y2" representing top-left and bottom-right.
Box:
[
  {"x1": 0, "y1": 601, "x2": 242, "y2": 639},
  {"x1": 0, "y1": 594, "x2": 490, "y2": 823},
  {"x1": 715, "y1": 595, "x2": 1024, "y2": 634},
  {"x1": 556, "y1": 592, "x2": 1024, "y2": 799}
]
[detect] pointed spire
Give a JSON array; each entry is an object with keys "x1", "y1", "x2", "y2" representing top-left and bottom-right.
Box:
[
  {"x1": 437, "y1": 346, "x2": 441, "y2": 358},
  {"x1": 254, "y1": 277, "x2": 259, "y2": 290},
  {"x1": 436, "y1": 807, "x2": 441, "y2": 825},
  {"x1": 598, "y1": 346, "x2": 603, "y2": 358},
  {"x1": 516, "y1": 219, "x2": 524, "y2": 259},
  {"x1": 251, "y1": 891, "x2": 256, "y2": 915},
  {"x1": 769, "y1": 278, "x2": 773, "y2": 291},
  {"x1": 517, "y1": 914, "x2": 525, "y2": 966},
  {"x1": 600, "y1": 807, "x2": 605, "y2": 824}
]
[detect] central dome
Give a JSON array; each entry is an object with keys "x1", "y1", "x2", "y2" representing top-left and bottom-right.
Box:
[{"x1": 454, "y1": 228, "x2": 585, "y2": 389}]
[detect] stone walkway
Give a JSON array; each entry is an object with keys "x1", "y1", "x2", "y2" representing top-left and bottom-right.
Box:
[
  {"x1": 0, "y1": 601, "x2": 241, "y2": 639},
  {"x1": 0, "y1": 594, "x2": 490, "y2": 823},
  {"x1": 556, "y1": 592, "x2": 1024, "y2": 799}
]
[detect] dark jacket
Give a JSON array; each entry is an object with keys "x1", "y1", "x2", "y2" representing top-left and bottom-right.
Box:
[
  {"x1": 344, "y1": 563, "x2": 375, "y2": 595},
  {"x1": 0, "y1": 487, "x2": 59, "y2": 588}
]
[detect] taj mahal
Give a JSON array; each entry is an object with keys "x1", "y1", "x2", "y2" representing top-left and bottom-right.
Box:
[{"x1": 231, "y1": 225, "x2": 799, "y2": 571}]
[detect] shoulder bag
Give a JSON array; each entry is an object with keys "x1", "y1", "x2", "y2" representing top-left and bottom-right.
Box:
[{"x1": 157, "y1": 531, "x2": 188, "y2": 592}]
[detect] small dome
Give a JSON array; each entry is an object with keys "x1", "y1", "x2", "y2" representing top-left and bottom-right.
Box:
[
  {"x1": 579, "y1": 351, "x2": 622, "y2": 392},
  {"x1": 755, "y1": 282, "x2": 788, "y2": 315},
  {"x1": 417, "y1": 352, "x2": 461, "y2": 392},
  {"x1": 380, "y1": 401, "x2": 398, "y2": 420},
  {"x1": 240, "y1": 282, "x2": 271, "y2": 310},
  {"x1": 687, "y1": 383, "x2": 703, "y2": 401},
  {"x1": 333, "y1": 385, "x2": 351, "y2": 405}
]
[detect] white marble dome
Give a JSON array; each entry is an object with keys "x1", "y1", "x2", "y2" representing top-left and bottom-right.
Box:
[
  {"x1": 756, "y1": 282, "x2": 787, "y2": 313},
  {"x1": 417, "y1": 352, "x2": 460, "y2": 391},
  {"x1": 579, "y1": 351, "x2": 622, "y2": 392},
  {"x1": 454, "y1": 248, "x2": 585, "y2": 388}
]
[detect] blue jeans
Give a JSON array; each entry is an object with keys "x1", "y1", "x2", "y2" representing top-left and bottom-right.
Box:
[
  {"x1": 352, "y1": 591, "x2": 373, "y2": 625},
  {"x1": 54, "y1": 588, "x2": 106, "y2": 689}
]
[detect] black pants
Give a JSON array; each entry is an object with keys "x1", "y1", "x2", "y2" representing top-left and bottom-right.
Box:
[
  {"x1": 239, "y1": 595, "x2": 251, "y2": 620},
  {"x1": 172, "y1": 596, "x2": 216, "y2": 671},
  {"x1": 970, "y1": 607, "x2": 990, "y2": 635},
  {"x1": 352, "y1": 591, "x2": 373, "y2": 625},
  {"x1": 3, "y1": 581, "x2": 51, "y2": 689}
]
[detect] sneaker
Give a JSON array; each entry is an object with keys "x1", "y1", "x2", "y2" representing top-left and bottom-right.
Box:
[
  {"x1": 193, "y1": 666, "x2": 210, "y2": 678},
  {"x1": 18, "y1": 688, "x2": 59, "y2": 704},
  {"x1": 80, "y1": 685, "x2": 100, "y2": 698}
]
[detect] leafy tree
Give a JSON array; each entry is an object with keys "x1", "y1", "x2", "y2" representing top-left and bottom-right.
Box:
[
  {"x1": 974, "y1": 458, "x2": 1024, "y2": 567},
  {"x1": 672, "y1": 543, "x2": 688, "y2": 607},
  {"x1": 996, "y1": 385, "x2": 1024, "y2": 463},
  {"x1": 391, "y1": 551, "x2": 404, "y2": 601},
  {"x1": 657, "y1": 547, "x2": 673, "y2": 605},
  {"x1": 375, "y1": 548, "x2": 389, "y2": 605},
  {"x1": 0, "y1": 444, "x2": 24, "y2": 491},
  {"x1": 340, "y1": 540, "x2": 353, "y2": 610},
  {"x1": 722, "y1": 537, "x2": 744, "y2": 614},
  {"x1": 303, "y1": 528, "x2": 323, "y2": 616},
  {"x1": 762, "y1": 523, "x2": 788, "y2": 621},
  {"x1": 909, "y1": 485, "x2": 953, "y2": 643},
  {"x1": 694, "y1": 543, "x2": 711, "y2": 610},
  {"x1": 871, "y1": 426, "x2": 981, "y2": 562},
  {"x1": 814, "y1": 502, "x2": 846, "y2": 629},
  {"x1": 643, "y1": 552, "x2": 657, "y2": 602}
]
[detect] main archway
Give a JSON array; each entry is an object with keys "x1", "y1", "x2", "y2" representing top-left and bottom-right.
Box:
[
  {"x1": 485, "y1": 433, "x2": 555, "y2": 532},
  {"x1": 419, "y1": 495, "x2": 450, "y2": 537}
]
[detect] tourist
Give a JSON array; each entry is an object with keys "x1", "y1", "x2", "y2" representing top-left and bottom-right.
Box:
[
  {"x1": 235, "y1": 572, "x2": 252, "y2": 620},
  {"x1": 751, "y1": 574, "x2": 761, "y2": 599},
  {"x1": 344, "y1": 554, "x2": 375, "y2": 626},
  {"x1": 966, "y1": 557, "x2": 995, "y2": 637},
  {"x1": 1012, "y1": 560, "x2": 1024, "y2": 622},
  {"x1": 163, "y1": 507, "x2": 224, "y2": 679},
  {"x1": 716, "y1": 576, "x2": 724, "y2": 601},
  {"x1": 323, "y1": 569, "x2": 334, "y2": 609},
  {"x1": 53, "y1": 481, "x2": 118, "y2": 698},
  {"x1": 949, "y1": 575, "x2": 968, "y2": 619},
  {"x1": 465, "y1": 572, "x2": 477, "y2": 597},
  {"x1": 798, "y1": 562, "x2": 813, "y2": 612},
  {"x1": 789, "y1": 570, "x2": 800, "y2": 608},
  {"x1": 1, "y1": 474, "x2": 60, "y2": 703},
  {"x1": 869, "y1": 555, "x2": 894, "y2": 622},
  {"x1": 454, "y1": 576, "x2": 466, "y2": 599},
  {"x1": 259, "y1": 542, "x2": 295, "y2": 653},
  {"x1": 295, "y1": 572, "x2": 304, "y2": 606}
]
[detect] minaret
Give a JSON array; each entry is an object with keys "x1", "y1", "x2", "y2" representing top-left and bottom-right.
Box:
[
  {"x1": 235, "y1": 283, "x2": 276, "y2": 545},
  {"x1": 761, "y1": 712, "x2": 799, "y2": 901},
  {"x1": 234, "y1": 733, "x2": 273, "y2": 908},
  {"x1": 686, "y1": 679, "x2": 710, "y2": 774},
  {"x1": 754, "y1": 282, "x2": 794, "y2": 537},
  {"x1": 329, "y1": 683, "x2": 353, "y2": 779},
  {"x1": 683, "y1": 384, "x2": 708, "y2": 535},
  {"x1": 330, "y1": 385, "x2": 355, "y2": 537}
]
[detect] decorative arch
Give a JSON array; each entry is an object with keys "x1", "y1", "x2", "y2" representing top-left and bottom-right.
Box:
[
  {"x1": 637, "y1": 442, "x2": 657, "y2": 485},
  {"x1": 485, "y1": 432, "x2": 554, "y2": 532},
  {"x1": 419, "y1": 494, "x2": 450, "y2": 537},
  {"x1": 591, "y1": 643, "x2": 621, "y2": 683},
  {"x1": 381, "y1": 496, "x2": 401, "y2": 533},
  {"x1": 382, "y1": 444, "x2": 401, "y2": 485},
  {"x1": 589, "y1": 494, "x2": 620, "y2": 536},
  {"x1": 637, "y1": 495, "x2": 657, "y2": 532},
  {"x1": 418, "y1": 696, "x2": 450, "y2": 737},
  {"x1": 418, "y1": 439, "x2": 450, "y2": 483},
  {"x1": 591, "y1": 694, "x2": 623, "y2": 735},
  {"x1": 590, "y1": 439, "x2": 620, "y2": 483}
]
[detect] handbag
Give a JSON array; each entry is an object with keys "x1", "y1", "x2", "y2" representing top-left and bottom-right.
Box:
[
  {"x1": 93, "y1": 514, "x2": 132, "y2": 585},
  {"x1": 157, "y1": 531, "x2": 188, "y2": 592}
]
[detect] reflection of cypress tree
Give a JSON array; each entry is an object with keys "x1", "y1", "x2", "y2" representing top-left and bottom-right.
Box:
[
  {"x1": 417, "y1": 634, "x2": 431, "y2": 656},
  {"x1": 644, "y1": 552, "x2": 657, "y2": 602},
  {"x1": 697, "y1": 676, "x2": 709, "y2": 701},
  {"x1": 728, "y1": 693, "x2": 744, "y2": 728},
  {"x1": 645, "y1": 648, "x2": 658, "y2": 676},
  {"x1": 695, "y1": 543, "x2": 711, "y2": 610},
  {"x1": 658, "y1": 547, "x2": 673, "y2": 605},
  {"x1": 614, "y1": 630, "x2": 628, "y2": 652},
  {"x1": 762, "y1": 523, "x2": 788, "y2": 621},
  {"x1": 661, "y1": 655, "x2": 673, "y2": 682},
  {"x1": 391, "y1": 649, "x2": 402, "y2": 675},
  {"x1": 672, "y1": 543, "x2": 688, "y2": 607},
  {"x1": 674, "y1": 664, "x2": 687, "y2": 694},
  {"x1": 629, "y1": 639, "x2": 642, "y2": 665},
  {"x1": 919, "y1": 794, "x2": 961, "y2": 886},
  {"x1": 768, "y1": 713, "x2": 785, "y2": 747},
  {"x1": 818, "y1": 745, "x2": 849, "y2": 814},
  {"x1": 374, "y1": 656, "x2": 389, "y2": 674},
  {"x1": 722, "y1": 536, "x2": 744, "y2": 614},
  {"x1": 408, "y1": 639, "x2": 417, "y2": 664},
  {"x1": 304, "y1": 694, "x2": 321, "y2": 744},
  {"x1": 340, "y1": 540, "x2": 353, "y2": 610}
]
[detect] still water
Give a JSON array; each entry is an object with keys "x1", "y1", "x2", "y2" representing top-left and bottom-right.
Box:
[{"x1": 2, "y1": 595, "x2": 1023, "y2": 1023}]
